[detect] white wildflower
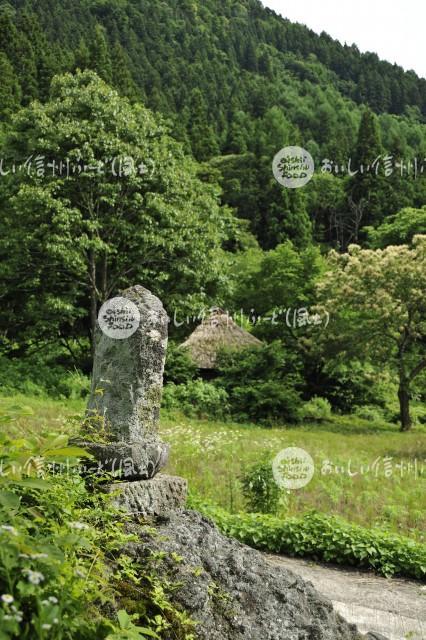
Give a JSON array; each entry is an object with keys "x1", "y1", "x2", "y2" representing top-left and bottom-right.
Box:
[
  {"x1": 23, "y1": 569, "x2": 44, "y2": 585},
  {"x1": 1, "y1": 594, "x2": 14, "y2": 604},
  {"x1": 0, "y1": 525, "x2": 18, "y2": 536},
  {"x1": 48, "y1": 596, "x2": 58, "y2": 604},
  {"x1": 41, "y1": 624, "x2": 52, "y2": 630},
  {"x1": 68, "y1": 521, "x2": 89, "y2": 531}
]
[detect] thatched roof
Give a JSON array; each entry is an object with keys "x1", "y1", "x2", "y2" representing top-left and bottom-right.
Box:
[{"x1": 180, "y1": 308, "x2": 262, "y2": 369}]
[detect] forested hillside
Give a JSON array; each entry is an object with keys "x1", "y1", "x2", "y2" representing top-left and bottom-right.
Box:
[{"x1": 1, "y1": 0, "x2": 426, "y2": 249}]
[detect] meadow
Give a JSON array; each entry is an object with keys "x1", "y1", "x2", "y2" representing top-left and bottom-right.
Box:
[{"x1": 1, "y1": 394, "x2": 424, "y2": 543}]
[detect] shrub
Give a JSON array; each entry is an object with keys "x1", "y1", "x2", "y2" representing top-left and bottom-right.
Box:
[
  {"x1": 229, "y1": 381, "x2": 301, "y2": 424},
  {"x1": 163, "y1": 342, "x2": 197, "y2": 385},
  {"x1": 0, "y1": 356, "x2": 90, "y2": 400},
  {"x1": 161, "y1": 380, "x2": 229, "y2": 420},
  {"x1": 216, "y1": 342, "x2": 303, "y2": 424},
  {"x1": 55, "y1": 370, "x2": 91, "y2": 400},
  {"x1": 314, "y1": 361, "x2": 393, "y2": 414},
  {"x1": 191, "y1": 498, "x2": 426, "y2": 580},
  {"x1": 240, "y1": 459, "x2": 280, "y2": 514},
  {"x1": 354, "y1": 405, "x2": 386, "y2": 422},
  {"x1": 298, "y1": 396, "x2": 331, "y2": 422}
]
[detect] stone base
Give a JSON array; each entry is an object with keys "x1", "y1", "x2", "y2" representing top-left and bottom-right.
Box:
[{"x1": 103, "y1": 474, "x2": 188, "y2": 516}]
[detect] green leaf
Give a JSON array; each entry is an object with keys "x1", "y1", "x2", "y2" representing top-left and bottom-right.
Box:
[
  {"x1": 14, "y1": 478, "x2": 50, "y2": 490},
  {"x1": 0, "y1": 489, "x2": 21, "y2": 510}
]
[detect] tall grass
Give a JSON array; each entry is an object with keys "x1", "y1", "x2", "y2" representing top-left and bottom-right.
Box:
[{"x1": 1, "y1": 394, "x2": 424, "y2": 542}]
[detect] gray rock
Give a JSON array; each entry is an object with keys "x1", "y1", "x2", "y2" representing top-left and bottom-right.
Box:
[
  {"x1": 126, "y1": 509, "x2": 367, "y2": 640},
  {"x1": 80, "y1": 285, "x2": 169, "y2": 479},
  {"x1": 103, "y1": 474, "x2": 188, "y2": 516},
  {"x1": 87, "y1": 285, "x2": 168, "y2": 441}
]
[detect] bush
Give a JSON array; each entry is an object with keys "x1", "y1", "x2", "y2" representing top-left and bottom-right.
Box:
[
  {"x1": 0, "y1": 356, "x2": 90, "y2": 400},
  {"x1": 298, "y1": 396, "x2": 331, "y2": 422},
  {"x1": 314, "y1": 361, "x2": 393, "y2": 414},
  {"x1": 163, "y1": 342, "x2": 197, "y2": 385},
  {"x1": 216, "y1": 342, "x2": 303, "y2": 424},
  {"x1": 240, "y1": 459, "x2": 280, "y2": 514},
  {"x1": 354, "y1": 405, "x2": 386, "y2": 422},
  {"x1": 161, "y1": 380, "x2": 229, "y2": 420},
  {"x1": 229, "y1": 381, "x2": 301, "y2": 424},
  {"x1": 191, "y1": 498, "x2": 426, "y2": 580}
]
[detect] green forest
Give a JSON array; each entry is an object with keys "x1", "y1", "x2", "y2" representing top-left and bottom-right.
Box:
[{"x1": 0, "y1": 1, "x2": 425, "y2": 639}]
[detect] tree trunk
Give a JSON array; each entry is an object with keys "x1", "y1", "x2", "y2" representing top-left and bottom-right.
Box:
[
  {"x1": 101, "y1": 252, "x2": 108, "y2": 302},
  {"x1": 398, "y1": 382, "x2": 411, "y2": 432},
  {"x1": 89, "y1": 250, "x2": 97, "y2": 363}
]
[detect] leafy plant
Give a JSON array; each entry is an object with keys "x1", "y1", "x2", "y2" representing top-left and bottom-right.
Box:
[
  {"x1": 163, "y1": 342, "x2": 197, "y2": 385},
  {"x1": 298, "y1": 396, "x2": 332, "y2": 422},
  {"x1": 216, "y1": 341, "x2": 303, "y2": 424},
  {"x1": 240, "y1": 459, "x2": 280, "y2": 514},
  {"x1": 161, "y1": 380, "x2": 229, "y2": 420},
  {"x1": 191, "y1": 497, "x2": 426, "y2": 580},
  {"x1": 0, "y1": 409, "x2": 195, "y2": 639}
]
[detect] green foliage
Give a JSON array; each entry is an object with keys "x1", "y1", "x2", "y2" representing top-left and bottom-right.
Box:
[
  {"x1": 305, "y1": 173, "x2": 346, "y2": 246},
  {"x1": 317, "y1": 238, "x2": 426, "y2": 431},
  {"x1": 216, "y1": 342, "x2": 303, "y2": 424},
  {"x1": 229, "y1": 241, "x2": 324, "y2": 322},
  {"x1": 353, "y1": 405, "x2": 386, "y2": 423},
  {"x1": 298, "y1": 396, "x2": 332, "y2": 422},
  {"x1": 0, "y1": 356, "x2": 90, "y2": 400},
  {"x1": 367, "y1": 205, "x2": 426, "y2": 247},
  {"x1": 1, "y1": 0, "x2": 425, "y2": 256},
  {"x1": 161, "y1": 381, "x2": 229, "y2": 421},
  {"x1": 0, "y1": 70, "x2": 234, "y2": 356},
  {"x1": 192, "y1": 499, "x2": 426, "y2": 580},
  {"x1": 0, "y1": 409, "x2": 195, "y2": 640},
  {"x1": 310, "y1": 360, "x2": 394, "y2": 414},
  {"x1": 163, "y1": 342, "x2": 197, "y2": 385},
  {"x1": 240, "y1": 459, "x2": 280, "y2": 514},
  {"x1": 0, "y1": 51, "x2": 20, "y2": 120},
  {"x1": 105, "y1": 610, "x2": 159, "y2": 640}
]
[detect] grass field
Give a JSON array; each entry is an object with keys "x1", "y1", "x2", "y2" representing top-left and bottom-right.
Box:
[{"x1": 1, "y1": 393, "x2": 425, "y2": 542}]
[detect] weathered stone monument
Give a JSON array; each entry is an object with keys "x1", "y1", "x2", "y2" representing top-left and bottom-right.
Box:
[
  {"x1": 75, "y1": 284, "x2": 385, "y2": 640},
  {"x1": 76, "y1": 284, "x2": 187, "y2": 516}
]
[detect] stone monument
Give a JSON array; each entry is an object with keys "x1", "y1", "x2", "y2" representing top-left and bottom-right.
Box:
[
  {"x1": 74, "y1": 287, "x2": 384, "y2": 640},
  {"x1": 75, "y1": 285, "x2": 187, "y2": 516}
]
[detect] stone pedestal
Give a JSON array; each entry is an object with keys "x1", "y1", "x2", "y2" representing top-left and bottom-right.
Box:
[
  {"x1": 79, "y1": 285, "x2": 186, "y2": 518},
  {"x1": 104, "y1": 474, "x2": 188, "y2": 516}
]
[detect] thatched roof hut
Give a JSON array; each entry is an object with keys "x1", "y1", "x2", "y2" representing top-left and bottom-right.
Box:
[{"x1": 180, "y1": 308, "x2": 262, "y2": 369}]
